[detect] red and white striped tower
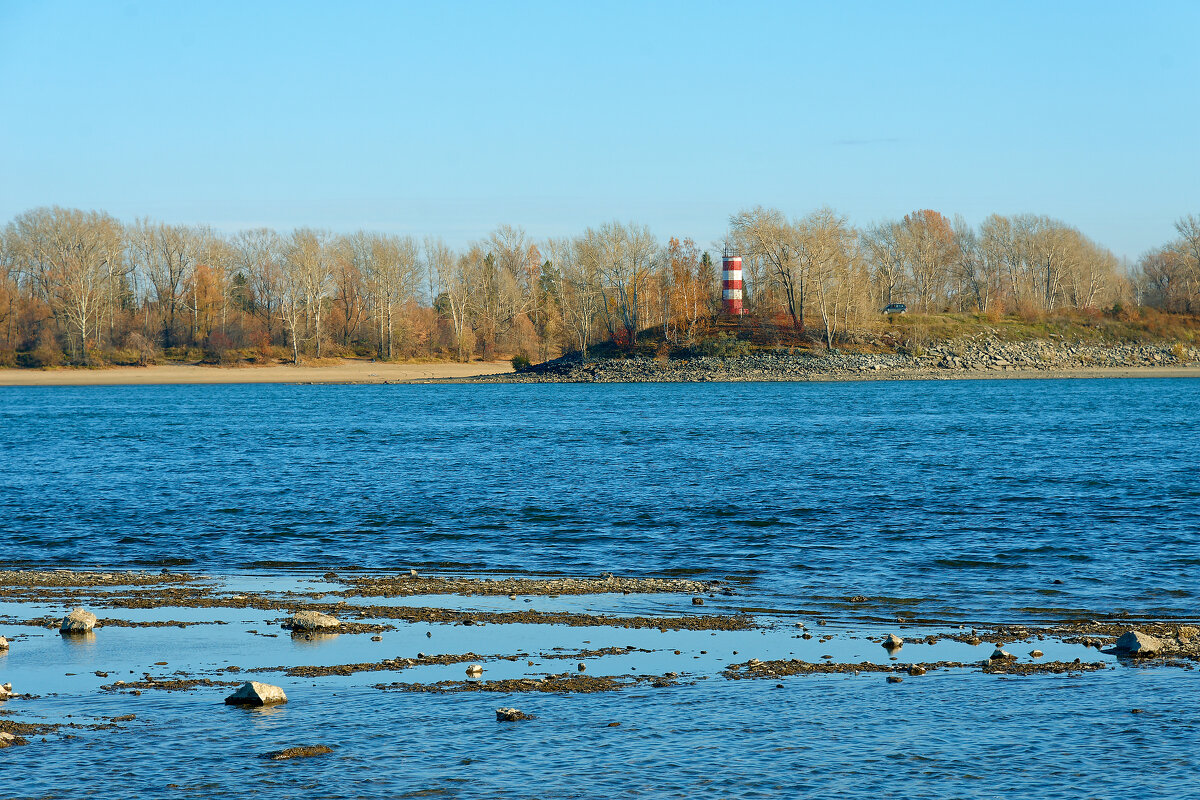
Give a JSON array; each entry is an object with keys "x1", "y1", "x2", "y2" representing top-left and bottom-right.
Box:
[{"x1": 722, "y1": 251, "x2": 743, "y2": 316}]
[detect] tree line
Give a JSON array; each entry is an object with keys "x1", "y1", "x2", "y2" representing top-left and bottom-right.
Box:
[{"x1": 0, "y1": 206, "x2": 1196, "y2": 366}]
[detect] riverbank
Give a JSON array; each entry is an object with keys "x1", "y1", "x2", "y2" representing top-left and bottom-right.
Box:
[
  {"x1": 0, "y1": 359, "x2": 512, "y2": 386},
  {"x1": 475, "y1": 339, "x2": 1200, "y2": 383}
]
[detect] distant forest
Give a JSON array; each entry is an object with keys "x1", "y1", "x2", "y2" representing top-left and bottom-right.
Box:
[{"x1": 1, "y1": 206, "x2": 1197, "y2": 366}]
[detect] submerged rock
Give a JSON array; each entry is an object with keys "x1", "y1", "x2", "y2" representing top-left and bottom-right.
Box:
[
  {"x1": 882, "y1": 634, "x2": 903, "y2": 649},
  {"x1": 60, "y1": 608, "x2": 97, "y2": 635},
  {"x1": 907, "y1": 665, "x2": 926, "y2": 676},
  {"x1": 886, "y1": 675, "x2": 903, "y2": 683},
  {"x1": 283, "y1": 611, "x2": 340, "y2": 632},
  {"x1": 496, "y1": 707, "x2": 534, "y2": 722},
  {"x1": 261, "y1": 745, "x2": 333, "y2": 760},
  {"x1": 1112, "y1": 631, "x2": 1164, "y2": 657},
  {"x1": 224, "y1": 681, "x2": 288, "y2": 706}
]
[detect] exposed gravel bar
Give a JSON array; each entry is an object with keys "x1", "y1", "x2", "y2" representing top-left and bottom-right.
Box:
[{"x1": 334, "y1": 573, "x2": 725, "y2": 597}]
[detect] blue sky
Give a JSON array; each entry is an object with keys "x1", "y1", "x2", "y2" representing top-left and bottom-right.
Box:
[{"x1": 1, "y1": 1, "x2": 1196, "y2": 257}]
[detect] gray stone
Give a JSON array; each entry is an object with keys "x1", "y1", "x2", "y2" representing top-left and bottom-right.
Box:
[
  {"x1": 1113, "y1": 630, "x2": 1164, "y2": 657},
  {"x1": 907, "y1": 665, "x2": 926, "y2": 676},
  {"x1": 989, "y1": 648, "x2": 1016, "y2": 660},
  {"x1": 224, "y1": 681, "x2": 287, "y2": 706},
  {"x1": 283, "y1": 610, "x2": 340, "y2": 631},
  {"x1": 882, "y1": 634, "x2": 903, "y2": 649},
  {"x1": 60, "y1": 608, "x2": 97, "y2": 634}
]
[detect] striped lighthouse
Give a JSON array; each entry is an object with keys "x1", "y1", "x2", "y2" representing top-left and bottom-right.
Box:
[{"x1": 722, "y1": 252, "x2": 743, "y2": 316}]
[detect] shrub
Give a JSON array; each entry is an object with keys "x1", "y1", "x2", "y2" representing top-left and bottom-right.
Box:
[
  {"x1": 698, "y1": 332, "x2": 751, "y2": 358},
  {"x1": 511, "y1": 353, "x2": 532, "y2": 371},
  {"x1": 0, "y1": 349, "x2": 16, "y2": 368},
  {"x1": 19, "y1": 344, "x2": 64, "y2": 368}
]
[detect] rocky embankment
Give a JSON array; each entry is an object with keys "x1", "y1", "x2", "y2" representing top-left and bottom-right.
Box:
[{"x1": 486, "y1": 339, "x2": 1199, "y2": 383}]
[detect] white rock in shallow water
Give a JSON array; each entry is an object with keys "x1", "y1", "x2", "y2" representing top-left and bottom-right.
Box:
[
  {"x1": 60, "y1": 608, "x2": 97, "y2": 634},
  {"x1": 882, "y1": 634, "x2": 903, "y2": 649},
  {"x1": 465, "y1": 664, "x2": 483, "y2": 676},
  {"x1": 0, "y1": 636, "x2": 8, "y2": 650},
  {"x1": 1113, "y1": 630, "x2": 1164, "y2": 656},
  {"x1": 284, "y1": 611, "x2": 340, "y2": 631},
  {"x1": 989, "y1": 648, "x2": 1016, "y2": 660},
  {"x1": 0, "y1": 682, "x2": 12, "y2": 700},
  {"x1": 224, "y1": 681, "x2": 288, "y2": 706}
]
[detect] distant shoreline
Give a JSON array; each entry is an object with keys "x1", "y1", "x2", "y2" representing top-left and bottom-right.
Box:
[
  {"x1": 465, "y1": 364, "x2": 1200, "y2": 385},
  {"x1": 0, "y1": 359, "x2": 513, "y2": 387},
  {"x1": 3, "y1": 360, "x2": 1198, "y2": 387}
]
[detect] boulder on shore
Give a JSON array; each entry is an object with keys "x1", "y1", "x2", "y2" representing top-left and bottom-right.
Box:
[
  {"x1": 60, "y1": 608, "x2": 97, "y2": 635},
  {"x1": 224, "y1": 681, "x2": 288, "y2": 706},
  {"x1": 283, "y1": 611, "x2": 340, "y2": 632},
  {"x1": 1112, "y1": 630, "x2": 1164, "y2": 657}
]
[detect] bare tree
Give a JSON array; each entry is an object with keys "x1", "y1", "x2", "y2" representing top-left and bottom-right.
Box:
[
  {"x1": 582, "y1": 221, "x2": 658, "y2": 349},
  {"x1": 10, "y1": 207, "x2": 124, "y2": 362},
  {"x1": 286, "y1": 229, "x2": 332, "y2": 358},
  {"x1": 729, "y1": 207, "x2": 805, "y2": 328}
]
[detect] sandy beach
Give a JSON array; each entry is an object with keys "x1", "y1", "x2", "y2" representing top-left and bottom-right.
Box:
[{"x1": 0, "y1": 359, "x2": 513, "y2": 386}]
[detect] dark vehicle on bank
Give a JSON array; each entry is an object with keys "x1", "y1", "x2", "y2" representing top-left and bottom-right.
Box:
[{"x1": 882, "y1": 303, "x2": 907, "y2": 314}]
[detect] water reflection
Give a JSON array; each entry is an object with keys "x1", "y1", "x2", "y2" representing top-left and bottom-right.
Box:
[{"x1": 290, "y1": 631, "x2": 340, "y2": 648}]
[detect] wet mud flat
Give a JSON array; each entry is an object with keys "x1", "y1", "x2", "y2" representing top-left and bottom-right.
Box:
[{"x1": 2, "y1": 569, "x2": 1199, "y2": 797}]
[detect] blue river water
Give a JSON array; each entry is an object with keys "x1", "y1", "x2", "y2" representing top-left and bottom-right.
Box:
[
  {"x1": 1, "y1": 377, "x2": 1199, "y2": 799},
  {"x1": 2, "y1": 378, "x2": 1198, "y2": 620}
]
